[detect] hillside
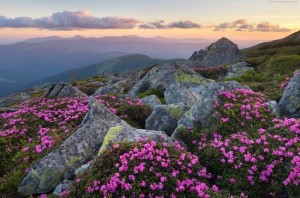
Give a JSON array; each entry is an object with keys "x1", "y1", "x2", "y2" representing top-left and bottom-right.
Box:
[
  {"x1": 29, "y1": 54, "x2": 184, "y2": 87},
  {"x1": 228, "y1": 30, "x2": 300, "y2": 100},
  {"x1": 1, "y1": 36, "x2": 300, "y2": 197}
]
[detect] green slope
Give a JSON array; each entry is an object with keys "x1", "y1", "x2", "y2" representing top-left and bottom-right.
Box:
[{"x1": 228, "y1": 30, "x2": 300, "y2": 100}]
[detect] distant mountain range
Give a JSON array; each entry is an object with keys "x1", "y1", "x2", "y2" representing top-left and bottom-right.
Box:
[
  {"x1": 0, "y1": 34, "x2": 279, "y2": 97},
  {"x1": 0, "y1": 53, "x2": 183, "y2": 96},
  {"x1": 29, "y1": 54, "x2": 184, "y2": 87},
  {"x1": 0, "y1": 35, "x2": 216, "y2": 96}
]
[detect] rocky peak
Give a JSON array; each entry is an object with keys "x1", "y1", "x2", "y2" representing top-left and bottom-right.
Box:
[{"x1": 189, "y1": 37, "x2": 245, "y2": 67}]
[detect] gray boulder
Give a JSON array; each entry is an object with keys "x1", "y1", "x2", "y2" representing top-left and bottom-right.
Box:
[
  {"x1": 279, "y1": 71, "x2": 300, "y2": 117},
  {"x1": 18, "y1": 97, "x2": 133, "y2": 196},
  {"x1": 172, "y1": 81, "x2": 248, "y2": 140},
  {"x1": 189, "y1": 37, "x2": 245, "y2": 67},
  {"x1": 225, "y1": 62, "x2": 254, "y2": 78},
  {"x1": 53, "y1": 180, "x2": 73, "y2": 196},
  {"x1": 44, "y1": 82, "x2": 86, "y2": 98},
  {"x1": 146, "y1": 103, "x2": 190, "y2": 136},
  {"x1": 94, "y1": 72, "x2": 141, "y2": 95},
  {"x1": 140, "y1": 95, "x2": 162, "y2": 110},
  {"x1": 164, "y1": 83, "x2": 198, "y2": 107},
  {"x1": 99, "y1": 126, "x2": 173, "y2": 153},
  {"x1": 128, "y1": 62, "x2": 212, "y2": 106}
]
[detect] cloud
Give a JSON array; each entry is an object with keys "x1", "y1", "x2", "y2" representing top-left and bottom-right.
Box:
[
  {"x1": 0, "y1": 11, "x2": 140, "y2": 30},
  {"x1": 168, "y1": 20, "x2": 202, "y2": 29},
  {"x1": 255, "y1": 22, "x2": 290, "y2": 32},
  {"x1": 139, "y1": 20, "x2": 202, "y2": 29},
  {"x1": 0, "y1": 12, "x2": 290, "y2": 32},
  {"x1": 213, "y1": 19, "x2": 290, "y2": 32},
  {"x1": 214, "y1": 19, "x2": 252, "y2": 31},
  {"x1": 138, "y1": 20, "x2": 166, "y2": 29}
]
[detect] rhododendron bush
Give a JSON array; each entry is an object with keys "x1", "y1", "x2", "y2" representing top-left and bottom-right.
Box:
[
  {"x1": 193, "y1": 66, "x2": 226, "y2": 80},
  {"x1": 1, "y1": 88, "x2": 300, "y2": 197},
  {"x1": 70, "y1": 141, "x2": 222, "y2": 198},
  {"x1": 179, "y1": 89, "x2": 300, "y2": 197},
  {"x1": 0, "y1": 95, "x2": 151, "y2": 194}
]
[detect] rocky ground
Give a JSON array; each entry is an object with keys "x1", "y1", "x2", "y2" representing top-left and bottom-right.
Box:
[{"x1": 1, "y1": 38, "x2": 300, "y2": 197}]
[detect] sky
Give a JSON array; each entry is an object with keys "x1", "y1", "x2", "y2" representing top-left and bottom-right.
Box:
[{"x1": 0, "y1": 0, "x2": 299, "y2": 44}]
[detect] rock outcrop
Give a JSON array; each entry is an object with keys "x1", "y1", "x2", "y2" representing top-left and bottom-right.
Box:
[
  {"x1": 94, "y1": 71, "x2": 142, "y2": 95},
  {"x1": 0, "y1": 89, "x2": 34, "y2": 108},
  {"x1": 225, "y1": 62, "x2": 254, "y2": 78},
  {"x1": 128, "y1": 62, "x2": 213, "y2": 107},
  {"x1": 189, "y1": 37, "x2": 245, "y2": 67},
  {"x1": 44, "y1": 82, "x2": 86, "y2": 98},
  {"x1": 279, "y1": 71, "x2": 300, "y2": 117},
  {"x1": 145, "y1": 103, "x2": 189, "y2": 136},
  {"x1": 99, "y1": 126, "x2": 173, "y2": 153},
  {"x1": 172, "y1": 81, "x2": 248, "y2": 140},
  {"x1": 18, "y1": 97, "x2": 132, "y2": 196}
]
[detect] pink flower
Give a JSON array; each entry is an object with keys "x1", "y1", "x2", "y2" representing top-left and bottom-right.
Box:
[
  {"x1": 140, "y1": 181, "x2": 147, "y2": 187},
  {"x1": 212, "y1": 185, "x2": 219, "y2": 192},
  {"x1": 23, "y1": 147, "x2": 29, "y2": 152},
  {"x1": 229, "y1": 178, "x2": 236, "y2": 184}
]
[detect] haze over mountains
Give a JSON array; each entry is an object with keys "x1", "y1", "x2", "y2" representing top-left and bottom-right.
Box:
[
  {"x1": 0, "y1": 35, "x2": 269, "y2": 96},
  {"x1": 0, "y1": 35, "x2": 208, "y2": 96}
]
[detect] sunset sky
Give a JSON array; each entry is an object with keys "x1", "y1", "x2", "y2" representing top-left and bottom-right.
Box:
[{"x1": 0, "y1": 0, "x2": 299, "y2": 44}]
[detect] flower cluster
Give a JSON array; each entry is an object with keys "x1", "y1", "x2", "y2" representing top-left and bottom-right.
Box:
[
  {"x1": 193, "y1": 66, "x2": 225, "y2": 80},
  {"x1": 179, "y1": 89, "x2": 300, "y2": 197},
  {"x1": 95, "y1": 94, "x2": 151, "y2": 127},
  {"x1": 0, "y1": 94, "x2": 150, "y2": 194},
  {"x1": 215, "y1": 89, "x2": 272, "y2": 135},
  {"x1": 0, "y1": 97, "x2": 88, "y2": 178},
  {"x1": 280, "y1": 77, "x2": 290, "y2": 90},
  {"x1": 70, "y1": 141, "x2": 220, "y2": 198}
]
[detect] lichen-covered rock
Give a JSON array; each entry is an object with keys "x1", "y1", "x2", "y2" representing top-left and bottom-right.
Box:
[
  {"x1": 145, "y1": 103, "x2": 190, "y2": 136},
  {"x1": 279, "y1": 71, "x2": 300, "y2": 117},
  {"x1": 189, "y1": 37, "x2": 245, "y2": 67},
  {"x1": 99, "y1": 126, "x2": 173, "y2": 153},
  {"x1": 172, "y1": 81, "x2": 248, "y2": 141},
  {"x1": 128, "y1": 62, "x2": 211, "y2": 106},
  {"x1": 164, "y1": 83, "x2": 198, "y2": 107},
  {"x1": 225, "y1": 62, "x2": 254, "y2": 78},
  {"x1": 140, "y1": 95, "x2": 162, "y2": 110},
  {"x1": 18, "y1": 96, "x2": 132, "y2": 196},
  {"x1": 44, "y1": 82, "x2": 86, "y2": 98},
  {"x1": 53, "y1": 179, "x2": 73, "y2": 196}
]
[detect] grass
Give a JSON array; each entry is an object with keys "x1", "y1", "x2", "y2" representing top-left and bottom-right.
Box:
[
  {"x1": 71, "y1": 75, "x2": 108, "y2": 95},
  {"x1": 231, "y1": 40, "x2": 300, "y2": 100},
  {"x1": 137, "y1": 88, "x2": 166, "y2": 104}
]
